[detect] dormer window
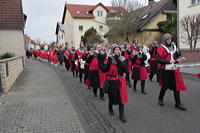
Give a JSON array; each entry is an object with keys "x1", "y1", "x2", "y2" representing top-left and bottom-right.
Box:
[
  {"x1": 76, "y1": 10, "x2": 80, "y2": 14},
  {"x1": 131, "y1": 18, "x2": 137, "y2": 22},
  {"x1": 142, "y1": 14, "x2": 149, "y2": 20},
  {"x1": 86, "y1": 11, "x2": 89, "y2": 14}
]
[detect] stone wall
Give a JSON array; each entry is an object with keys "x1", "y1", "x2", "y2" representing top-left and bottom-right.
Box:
[{"x1": 0, "y1": 56, "x2": 25, "y2": 93}]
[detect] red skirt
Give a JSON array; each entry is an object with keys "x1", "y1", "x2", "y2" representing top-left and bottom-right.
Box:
[
  {"x1": 174, "y1": 69, "x2": 187, "y2": 91},
  {"x1": 119, "y1": 76, "x2": 128, "y2": 104},
  {"x1": 197, "y1": 73, "x2": 200, "y2": 79}
]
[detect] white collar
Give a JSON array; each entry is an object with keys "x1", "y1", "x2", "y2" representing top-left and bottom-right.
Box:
[{"x1": 161, "y1": 44, "x2": 176, "y2": 54}]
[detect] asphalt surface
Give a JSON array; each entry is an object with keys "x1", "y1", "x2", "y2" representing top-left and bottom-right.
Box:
[
  {"x1": 0, "y1": 59, "x2": 200, "y2": 133},
  {"x1": 51, "y1": 59, "x2": 200, "y2": 133}
]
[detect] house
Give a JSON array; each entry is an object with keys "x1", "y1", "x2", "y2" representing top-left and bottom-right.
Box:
[
  {"x1": 55, "y1": 22, "x2": 65, "y2": 48},
  {"x1": 105, "y1": 0, "x2": 177, "y2": 46},
  {"x1": 61, "y1": 3, "x2": 118, "y2": 48},
  {"x1": 179, "y1": 0, "x2": 200, "y2": 50},
  {"x1": 0, "y1": 0, "x2": 26, "y2": 56},
  {"x1": 24, "y1": 34, "x2": 36, "y2": 50}
]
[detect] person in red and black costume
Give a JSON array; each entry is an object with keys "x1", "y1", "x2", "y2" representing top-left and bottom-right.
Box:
[
  {"x1": 75, "y1": 42, "x2": 87, "y2": 82},
  {"x1": 87, "y1": 44, "x2": 106, "y2": 100},
  {"x1": 63, "y1": 48, "x2": 70, "y2": 71},
  {"x1": 149, "y1": 41, "x2": 160, "y2": 82},
  {"x1": 101, "y1": 44, "x2": 128, "y2": 123},
  {"x1": 132, "y1": 44, "x2": 148, "y2": 94},
  {"x1": 69, "y1": 47, "x2": 78, "y2": 77},
  {"x1": 84, "y1": 47, "x2": 94, "y2": 89},
  {"x1": 121, "y1": 42, "x2": 133, "y2": 88},
  {"x1": 157, "y1": 33, "x2": 187, "y2": 111}
]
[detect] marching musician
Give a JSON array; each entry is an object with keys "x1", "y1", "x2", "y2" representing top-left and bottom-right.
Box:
[
  {"x1": 69, "y1": 47, "x2": 78, "y2": 77},
  {"x1": 149, "y1": 41, "x2": 160, "y2": 82},
  {"x1": 132, "y1": 44, "x2": 148, "y2": 94},
  {"x1": 75, "y1": 42, "x2": 87, "y2": 82},
  {"x1": 87, "y1": 44, "x2": 106, "y2": 100},
  {"x1": 157, "y1": 33, "x2": 187, "y2": 111},
  {"x1": 121, "y1": 42, "x2": 133, "y2": 88},
  {"x1": 63, "y1": 48, "x2": 70, "y2": 71},
  {"x1": 101, "y1": 44, "x2": 128, "y2": 123}
]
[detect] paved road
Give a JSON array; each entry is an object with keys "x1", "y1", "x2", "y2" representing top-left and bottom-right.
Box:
[{"x1": 0, "y1": 59, "x2": 200, "y2": 133}]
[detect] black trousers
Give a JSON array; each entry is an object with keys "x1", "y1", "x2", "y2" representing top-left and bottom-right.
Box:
[
  {"x1": 65, "y1": 64, "x2": 70, "y2": 71},
  {"x1": 133, "y1": 80, "x2": 145, "y2": 90},
  {"x1": 93, "y1": 88, "x2": 104, "y2": 98},
  {"x1": 72, "y1": 69, "x2": 78, "y2": 77},
  {"x1": 109, "y1": 100, "x2": 124, "y2": 115},
  {"x1": 149, "y1": 69, "x2": 160, "y2": 81},
  {"x1": 79, "y1": 68, "x2": 84, "y2": 81},
  {"x1": 84, "y1": 65, "x2": 89, "y2": 83},
  {"x1": 125, "y1": 72, "x2": 131, "y2": 83},
  {"x1": 158, "y1": 86, "x2": 181, "y2": 105}
]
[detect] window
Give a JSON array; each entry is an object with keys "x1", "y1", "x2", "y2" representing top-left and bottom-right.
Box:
[
  {"x1": 79, "y1": 25, "x2": 83, "y2": 31},
  {"x1": 76, "y1": 10, "x2": 80, "y2": 14},
  {"x1": 97, "y1": 10, "x2": 103, "y2": 17},
  {"x1": 167, "y1": 14, "x2": 172, "y2": 21},
  {"x1": 191, "y1": 0, "x2": 200, "y2": 4},
  {"x1": 86, "y1": 10, "x2": 89, "y2": 14},
  {"x1": 142, "y1": 14, "x2": 149, "y2": 20},
  {"x1": 131, "y1": 18, "x2": 137, "y2": 22},
  {"x1": 99, "y1": 26, "x2": 103, "y2": 31}
]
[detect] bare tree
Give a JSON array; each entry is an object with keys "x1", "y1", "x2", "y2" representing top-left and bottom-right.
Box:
[
  {"x1": 110, "y1": 0, "x2": 143, "y2": 41},
  {"x1": 181, "y1": 13, "x2": 200, "y2": 50}
]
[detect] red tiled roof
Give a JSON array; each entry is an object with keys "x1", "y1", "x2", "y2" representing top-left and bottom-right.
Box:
[
  {"x1": 31, "y1": 40, "x2": 36, "y2": 45},
  {"x1": 66, "y1": 4, "x2": 95, "y2": 18},
  {"x1": 62, "y1": 3, "x2": 121, "y2": 23},
  {"x1": 0, "y1": 0, "x2": 25, "y2": 28}
]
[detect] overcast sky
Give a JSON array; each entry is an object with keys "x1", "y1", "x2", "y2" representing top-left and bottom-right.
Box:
[{"x1": 22, "y1": 0, "x2": 159, "y2": 43}]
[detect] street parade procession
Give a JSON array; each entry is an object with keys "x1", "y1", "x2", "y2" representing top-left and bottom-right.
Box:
[{"x1": 28, "y1": 33, "x2": 200, "y2": 123}]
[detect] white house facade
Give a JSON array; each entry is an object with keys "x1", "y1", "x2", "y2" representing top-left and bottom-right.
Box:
[
  {"x1": 179, "y1": 0, "x2": 200, "y2": 49},
  {"x1": 61, "y1": 3, "x2": 114, "y2": 48},
  {"x1": 55, "y1": 22, "x2": 65, "y2": 48},
  {"x1": 0, "y1": 0, "x2": 26, "y2": 56}
]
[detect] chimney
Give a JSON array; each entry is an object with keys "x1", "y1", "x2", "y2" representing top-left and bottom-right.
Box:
[{"x1": 148, "y1": 0, "x2": 155, "y2": 5}]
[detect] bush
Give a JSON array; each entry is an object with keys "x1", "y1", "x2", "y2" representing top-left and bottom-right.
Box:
[{"x1": 0, "y1": 52, "x2": 15, "y2": 60}]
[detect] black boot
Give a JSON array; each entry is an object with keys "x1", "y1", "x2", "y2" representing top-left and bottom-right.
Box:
[
  {"x1": 175, "y1": 103, "x2": 186, "y2": 111},
  {"x1": 174, "y1": 91, "x2": 186, "y2": 111},
  {"x1": 158, "y1": 87, "x2": 167, "y2": 106},
  {"x1": 158, "y1": 99, "x2": 164, "y2": 106},
  {"x1": 127, "y1": 81, "x2": 132, "y2": 88},
  {"x1": 133, "y1": 80, "x2": 137, "y2": 92},
  {"x1": 119, "y1": 104, "x2": 126, "y2": 123},
  {"x1": 100, "y1": 97, "x2": 105, "y2": 101},
  {"x1": 141, "y1": 80, "x2": 147, "y2": 94},
  {"x1": 141, "y1": 89, "x2": 147, "y2": 94},
  {"x1": 109, "y1": 101, "x2": 114, "y2": 115},
  {"x1": 149, "y1": 74, "x2": 153, "y2": 81},
  {"x1": 93, "y1": 88, "x2": 97, "y2": 97}
]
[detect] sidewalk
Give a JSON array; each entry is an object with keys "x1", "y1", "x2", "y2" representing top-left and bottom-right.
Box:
[{"x1": 0, "y1": 59, "x2": 85, "y2": 133}]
